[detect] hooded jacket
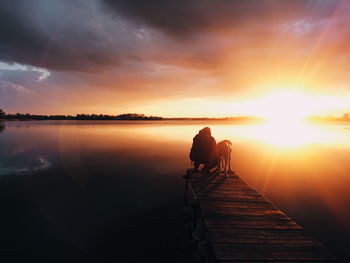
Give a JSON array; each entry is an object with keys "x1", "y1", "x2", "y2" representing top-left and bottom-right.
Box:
[{"x1": 190, "y1": 127, "x2": 217, "y2": 164}]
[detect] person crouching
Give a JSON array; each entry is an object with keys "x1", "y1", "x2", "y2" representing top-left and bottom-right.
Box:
[{"x1": 189, "y1": 127, "x2": 218, "y2": 173}]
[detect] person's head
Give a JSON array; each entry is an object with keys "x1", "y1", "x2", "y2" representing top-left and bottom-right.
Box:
[{"x1": 199, "y1": 127, "x2": 211, "y2": 136}]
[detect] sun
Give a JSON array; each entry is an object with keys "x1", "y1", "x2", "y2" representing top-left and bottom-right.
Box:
[
  {"x1": 252, "y1": 90, "x2": 316, "y2": 124},
  {"x1": 243, "y1": 90, "x2": 326, "y2": 147}
]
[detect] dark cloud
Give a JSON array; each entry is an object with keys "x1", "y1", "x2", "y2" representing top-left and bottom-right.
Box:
[
  {"x1": 0, "y1": 0, "x2": 341, "y2": 72},
  {"x1": 102, "y1": 0, "x2": 339, "y2": 37},
  {"x1": 0, "y1": 2, "x2": 44, "y2": 49},
  {"x1": 0, "y1": 0, "x2": 142, "y2": 72}
]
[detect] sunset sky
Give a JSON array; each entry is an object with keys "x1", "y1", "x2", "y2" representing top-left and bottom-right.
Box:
[{"x1": 1, "y1": 0, "x2": 350, "y2": 117}]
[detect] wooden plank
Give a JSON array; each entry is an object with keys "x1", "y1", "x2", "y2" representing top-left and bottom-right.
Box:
[
  {"x1": 201, "y1": 206, "x2": 283, "y2": 216},
  {"x1": 195, "y1": 186, "x2": 259, "y2": 194},
  {"x1": 196, "y1": 186, "x2": 260, "y2": 195},
  {"x1": 197, "y1": 193, "x2": 267, "y2": 202},
  {"x1": 213, "y1": 243, "x2": 337, "y2": 261},
  {"x1": 200, "y1": 200, "x2": 277, "y2": 210},
  {"x1": 208, "y1": 229, "x2": 315, "y2": 244},
  {"x1": 192, "y1": 178, "x2": 246, "y2": 185},
  {"x1": 202, "y1": 211, "x2": 289, "y2": 220},
  {"x1": 198, "y1": 191, "x2": 262, "y2": 198},
  {"x1": 192, "y1": 176, "x2": 245, "y2": 186},
  {"x1": 204, "y1": 218, "x2": 302, "y2": 230}
]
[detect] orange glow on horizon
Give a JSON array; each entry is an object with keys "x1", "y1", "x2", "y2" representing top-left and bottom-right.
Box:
[{"x1": 137, "y1": 89, "x2": 350, "y2": 119}]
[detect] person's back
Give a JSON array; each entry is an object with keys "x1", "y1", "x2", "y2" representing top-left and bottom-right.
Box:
[{"x1": 190, "y1": 127, "x2": 218, "y2": 172}]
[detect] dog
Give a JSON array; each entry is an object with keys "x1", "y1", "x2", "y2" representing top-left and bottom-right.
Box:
[{"x1": 217, "y1": 140, "x2": 234, "y2": 177}]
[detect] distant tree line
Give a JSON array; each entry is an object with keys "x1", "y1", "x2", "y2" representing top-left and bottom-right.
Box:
[
  {"x1": 76, "y1": 113, "x2": 162, "y2": 120},
  {"x1": 308, "y1": 113, "x2": 350, "y2": 122},
  {"x1": 0, "y1": 110, "x2": 162, "y2": 120},
  {"x1": 2, "y1": 108, "x2": 350, "y2": 122}
]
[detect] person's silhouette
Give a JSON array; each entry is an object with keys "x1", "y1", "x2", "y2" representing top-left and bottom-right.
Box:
[{"x1": 190, "y1": 127, "x2": 218, "y2": 173}]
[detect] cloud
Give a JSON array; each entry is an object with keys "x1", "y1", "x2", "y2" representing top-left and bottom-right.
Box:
[
  {"x1": 0, "y1": 62, "x2": 50, "y2": 81},
  {"x1": 0, "y1": 61, "x2": 53, "y2": 112},
  {"x1": 102, "y1": 0, "x2": 339, "y2": 37},
  {"x1": 0, "y1": 0, "x2": 341, "y2": 72},
  {"x1": 0, "y1": 0, "x2": 147, "y2": 72},
  {"x1": 1, "y1": 0, "x2": 350, "y2": 116},
  {"x1": 0, "y1": 61, "x2": 50, "y2": 97}
]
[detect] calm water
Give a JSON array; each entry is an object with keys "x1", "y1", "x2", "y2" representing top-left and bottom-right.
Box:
[{"x1": 1, "y1": 120, "x2": 350, "y2": 262}]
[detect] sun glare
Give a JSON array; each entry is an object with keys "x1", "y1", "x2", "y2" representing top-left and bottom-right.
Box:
[
  {"x1": 243, "y1": 90, "x2": 323, "y2": 147},
  {"x1": 252, "y1": 90, "x2": 314, "y2": 124},
  {"x1": 246, "y1": 122, "x2": 323, "y2": 147}
]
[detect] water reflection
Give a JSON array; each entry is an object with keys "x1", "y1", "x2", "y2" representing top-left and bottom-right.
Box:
[
  {"x1": 131, "y1": 121, "x2": 350, "y2": 148},
  {"x1": 0, "y1": 120, "x2": 349, "y2": 262},
  {"x1": 0, "y1": 156, "x2": 51, "y2": 175}
]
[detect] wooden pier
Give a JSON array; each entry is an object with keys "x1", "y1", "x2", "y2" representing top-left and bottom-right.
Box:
[{"x1": 183, "y1": 171, "x2": 338, "y2": 262}]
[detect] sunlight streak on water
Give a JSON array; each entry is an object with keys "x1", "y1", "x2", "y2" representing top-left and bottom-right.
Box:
[{"x1": 129, "y1": 121, "x2": 350, "y2": 149}]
